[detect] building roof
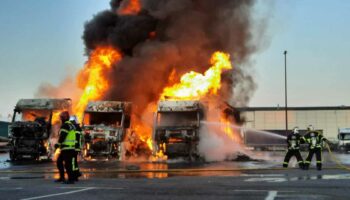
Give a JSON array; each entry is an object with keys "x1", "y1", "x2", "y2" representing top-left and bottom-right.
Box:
[{"x1": 237, "y1": 106, "x2": 350, "y2": 112}]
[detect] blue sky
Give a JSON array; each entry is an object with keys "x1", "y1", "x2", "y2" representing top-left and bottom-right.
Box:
[
  {"x1": 250, "y1": 0, "x2": 350, "y2": 107},
  {"x1": 0, "y1": 0, "x2": 350, "y2": 119}
]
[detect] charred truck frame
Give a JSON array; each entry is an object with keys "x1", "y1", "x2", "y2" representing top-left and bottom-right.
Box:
[
  {"x1": 82, "y1": 101, "x2": 132, "y2": 159},
  {"x1": 153, "y1": 100, "x2": 205, "y2": 160},
  {"x1": 9, "y1": 98, "x2": 72, "y2": 161}
]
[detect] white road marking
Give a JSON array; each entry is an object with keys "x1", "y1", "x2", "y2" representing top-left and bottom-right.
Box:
[
  {"x1": 234, "y1": 190, "x2": 293, "y2": 193},
  {"x1": 245, "y1": 177, "x2": 286, "y2": 183},
  {"x1": 20, "y1": 187, "x2": 95, "y2": 200},
  {"x1": 265, "y1": 190, "x2": 278, "y2": 200},
  {"x1": 60, "y1": 186, "x2": 124, "y2": 190},
  {"x1": 241, "y1": 174, "x2": 284, "y2": 177}
]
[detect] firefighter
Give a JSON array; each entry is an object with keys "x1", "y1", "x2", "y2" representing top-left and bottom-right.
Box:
[
  {"x1": 302, "y1": 125, "x2": 329, "y2": 170},
  {"x1": 54, "y1": 111, "x2": 76, "y2": 184},
  {"x1": 70, "y1": 115, "x2": 83, "y2": 181},
  {"x1": 283, "y1": 127, "x2": 304, "y2": 169}
]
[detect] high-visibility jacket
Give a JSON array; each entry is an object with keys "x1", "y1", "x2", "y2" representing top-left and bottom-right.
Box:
[
  {"x1": 58, "y1": 121, "x2": 76, "y2": 151},
  {"x1": 301, "y1": 131, "x2": 326, "y2": 150}
]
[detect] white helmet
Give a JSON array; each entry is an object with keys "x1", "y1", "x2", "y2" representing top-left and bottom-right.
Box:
[
  {"x1": 307, "y1": 125, "x2": 314, "y2": 131},
  {"x1": 293, "y1": 127, "x2": 299, "y2": 134},
  {"x1": 69, "y1": 115, "x2": 79, "y2": 124}
]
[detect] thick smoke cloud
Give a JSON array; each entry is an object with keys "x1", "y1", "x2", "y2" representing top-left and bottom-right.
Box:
[
  {"x1": 83, "y1": 11, "x2": 156, "y2": 55},
  {"x1": 82, "y1": 0, "x2": 261, "y2": 113}
]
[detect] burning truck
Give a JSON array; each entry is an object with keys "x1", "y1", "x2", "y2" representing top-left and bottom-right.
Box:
[
  {"x1": 8, "y1": 98, "x2": 72, "y2": 161},
  {"x1": 82, "y1": 101, "x2": 132, "y2": 159},
  {"x1": 153, "y1": 100, "x2": 205, "y2": 160}
]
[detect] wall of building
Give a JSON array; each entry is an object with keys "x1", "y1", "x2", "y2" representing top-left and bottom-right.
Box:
[{"x1": 241, "y1": 109, "x2": 350, "y2": 140}]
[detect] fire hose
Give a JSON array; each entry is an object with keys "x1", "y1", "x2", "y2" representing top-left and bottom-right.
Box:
[{"x1": 325, "y1": 143, "x2": 350, "y2": 171}]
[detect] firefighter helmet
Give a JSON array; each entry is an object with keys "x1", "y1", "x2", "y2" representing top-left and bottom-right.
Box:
[
  {"x1": 307, "y1": 125, "x2": 314, "y2": 131},
  {"x1": 59, "y1": 111, "x2": 70, "y2": 122},
  {"x1": 293, "y1": 127, "x2": 299, "y2": 134},
  {"x1": 69, "y1": 115, "x2": 79, "y2": 124}
]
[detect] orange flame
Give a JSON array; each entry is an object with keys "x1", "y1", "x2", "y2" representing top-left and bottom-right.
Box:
[
  {"x1": 74, "y1": 46, "x2": 122, "y2": 120},
  {"x1": 52, "y1": 148, "x2": 61, "y2": 162},
  {"x1": 161, "y1": 51, "x2": 232, "y2": 100},
  {"x1": 220, "y1": 116, "x2": 242, "y2": 144},
  {"x1": 134, "y1": 120, "x2": 153, "y2": 151},
  {"x1": 51, "y1": 111, "x2": 61, "y2": 124},
  {"x1": 118, "y1": 0, "x2": 141, "y2": 15},
  {"x1": 151, "y1": 143, "x2": 168, "y2": 162},
  {"x1": 149, "y1": 31, "x2": 156, "y2": 39}
]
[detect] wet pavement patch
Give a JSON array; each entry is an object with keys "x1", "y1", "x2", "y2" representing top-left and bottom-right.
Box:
[
  {"x1": 126, "y1": 165, "x2": 141, "y2": 170},
  {"x1": 10, "y1": 176, "x2": 45, "y2": 179}
]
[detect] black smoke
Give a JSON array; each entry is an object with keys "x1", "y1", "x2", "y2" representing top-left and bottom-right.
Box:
[{"x1": 82, "y1": 0, "x2": 263, "y2": 113}]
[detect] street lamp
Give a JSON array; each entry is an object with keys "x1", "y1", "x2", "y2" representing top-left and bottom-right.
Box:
[{"x1": 284, "y1": 50, "x2": 288, "y2": 134}]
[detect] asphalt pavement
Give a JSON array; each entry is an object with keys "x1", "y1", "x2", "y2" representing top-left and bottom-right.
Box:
[{"x1": 0, "y1": 151, "x2": 349, "y2": 200}]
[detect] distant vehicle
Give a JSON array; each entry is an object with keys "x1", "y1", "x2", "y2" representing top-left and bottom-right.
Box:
[
  {"x1": 337, "y1": 128, "x2": 350, "y2": 153},
  {"x1": 82, "y1": 101, "x2": 132, "y2": 159},
  {"x1": 8, "y1": 98, "x2": 72, "y2": 161},
  {"x1": 153, "y1": 100, "x2": 205, "y2": 160}
]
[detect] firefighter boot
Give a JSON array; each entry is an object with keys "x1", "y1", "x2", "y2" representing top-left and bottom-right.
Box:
[
  {"x1": 62, "y1": 180, "x2": 75, "y2": 184},
  {"x1": 283, "y1": 162, "x2": 288, "y2": 168},
  {"x1": 317, "y1": 163, "x2": 322, "y2": 171},
  {"x1": 54, "y1": 178, "x2": 65, "y2": 183},
  {"x1": 298, "y1": 161, "x2": 304, "y2": 169}
]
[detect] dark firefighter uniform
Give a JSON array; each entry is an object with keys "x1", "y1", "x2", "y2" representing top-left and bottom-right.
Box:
[
  {"x1": 71, "y1": 119, "x2": 83, "y2": 181},
  {"x1": 56, "y1": 121, "x2": 76, "y2": 183},
  {"x1": 283, "y1": 129, "x2": 304, "y2": 168},
  {"x1": 302, "y1": 130, "x2": 327, "y2": 170}
]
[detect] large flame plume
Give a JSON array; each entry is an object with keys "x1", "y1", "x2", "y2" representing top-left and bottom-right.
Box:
[
  {"x1": 161, "y1": 52, "x2": 232, "y2": 100},
  {"x1": 74, "y1": 46, "x2": 122, "y2": 120}
]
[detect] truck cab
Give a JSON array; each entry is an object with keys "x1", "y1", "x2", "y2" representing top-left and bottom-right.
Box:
[
  {"x1": 338, "y1": 128, "x2": 350, "y2": 153},
  {"x1": 82, "y1": 101, "x2": 132, "y2": 159},
  {"x1": 153, "y1": 100, "x2": 204, "y2": 160},
  {"x1": 8, "y1": 98, "x2": 72, "y2": 161}
]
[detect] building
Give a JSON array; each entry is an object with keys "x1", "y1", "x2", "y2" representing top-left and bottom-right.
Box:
[{"x1": 238, "y1": 106, "x2": 350, "y2": 142}]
